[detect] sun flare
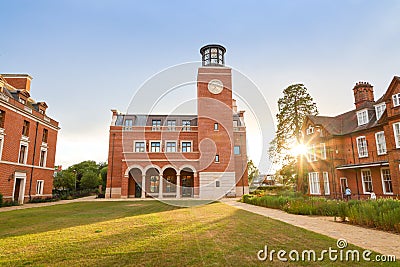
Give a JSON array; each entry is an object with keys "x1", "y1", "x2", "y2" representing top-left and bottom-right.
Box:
[{"x1": 290, "y1": 143, "x2": 308, "y2": 156}]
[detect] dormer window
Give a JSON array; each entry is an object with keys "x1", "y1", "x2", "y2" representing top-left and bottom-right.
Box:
[
  {"x1": 19, "y1": 98, "x2": 26, "y2": 104},
  {"x1": 393, "y1": 93, "x2": 400, "y2": 107},
  {"x1": 375, "y1": 103, "x2": 386, "y2": 120},
  {"x1": 356, "y1": 109, "x2": 369, "y2": 126},
  {"x1": 306, "y1": 125, "x2": 314, "y2": 135}
]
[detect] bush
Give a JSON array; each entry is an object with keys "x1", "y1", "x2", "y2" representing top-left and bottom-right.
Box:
[
  {"x1": 28, "y1": 197, "x2": 60, "y2": 203},
  {"x1": 0, "y1": 193, "x2": 2, "y2": 206}
]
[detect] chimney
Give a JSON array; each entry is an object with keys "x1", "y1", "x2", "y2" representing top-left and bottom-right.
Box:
[
  {"x1": 1, "y1": 74, "x2": 32, "y2": 93},
  {"x1": 232, "y1": 99, "x2": 238, "y2": 113},
  {"x1": 353, "y1": 81, "x2": 374, "y2": 109}
]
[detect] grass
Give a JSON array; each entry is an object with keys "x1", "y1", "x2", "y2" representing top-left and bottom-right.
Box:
[{"x1": 0, "y1": 201, "x2": 397, "y2": 266}]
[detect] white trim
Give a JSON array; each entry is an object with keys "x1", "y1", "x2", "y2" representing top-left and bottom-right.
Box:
[
  {"x1": 165, "y1": 140, "x2": 178, "y2": 153},
  {"x1": 143, "y1": 165, "x2": 162, "y2": 174},
  {"x1": 18, "y1": 141, "x2": 29, "y2": 164},
  {"x1": 39, "y1": 147, "x2": 47, "y2": 167},
  {"x1": 36, "y1": 180, "x2": 44, "y2": 195},
  {"x1": 320, "y1": 143, "x2": 326, "y2": 159},
  {"x1": 0, "y1": 160, "x2": 54, "y2": 170},
  {"x1": 0, "y1": 134, "x2": 4, "y2": 160},
  {"x1": 149, "y1": 140, "x2": 161, "y2": 153},
  {"x1": 393, "y1": 122, "x2": 400, "y2": 148},
  {"x1": 308, "y1": 172, "x2": 320, "y2": 195},
  {"x1": 179, "y1": 164, "x2": 197, "y2": 172},
  {"x1": 161, "y1": 164, "x2": 179, "y2": 173},
  {"x1": 322, "y1": 172, "x2": 330, "y2": 195},
  {"x1": 134, "y1": 140, "x2": 146, "y2": 152},
  {"x1": 393, "y1": 93, "x2": 400, "y2": 107},
  {"x1": 180, "y1": 140, "x2": 193, "y2": 153},
  {"x1": 375, "y1": 131, "x2": 387, "y2": 155},
  {"x1": 336, "y1": 162, "x2": 389, "y2": 170},
  {"x1": 124, "y1": 164, "x2": 145, "y2": 176},
  {"x1": 12, "y1": 172, "x2": 27, "y2": 204},
  {"x1": 0, "y1": 101, "x2": 59, "y2": 131},
  {"x1": 380, "y1": 167, "x2": 393, "y2": 195},
  {"x1": 361, "y1": 168, "x2": 373, "y2": 194},
  {"x1": 374, "y1": 103, "x2": 386, "y2": 120},
  {"x1": 356, "y1": 136, "x2": 368, "y2": 158},
  {"x1": 356, "y1": 109, "x2": 369, "y2": 126}
]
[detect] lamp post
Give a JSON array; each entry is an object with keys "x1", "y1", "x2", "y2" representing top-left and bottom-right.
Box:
[{"x1": 72, "y1": 169, "x2": 77, "y2": 192}]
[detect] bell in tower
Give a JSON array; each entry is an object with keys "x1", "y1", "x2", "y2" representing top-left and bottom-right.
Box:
[{"x1": 200, "y1": 44, "x2": 226, "y2": 66}]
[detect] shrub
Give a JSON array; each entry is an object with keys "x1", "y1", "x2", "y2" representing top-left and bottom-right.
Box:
[{"x1": 0, "y1": 193, "x2": 3, "y2": 206}]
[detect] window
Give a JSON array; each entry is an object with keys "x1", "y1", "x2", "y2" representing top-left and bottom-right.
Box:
[
  {"x1": 181, "y1": 142, "x2": 192, "y2": 152},
  {"x1": 152, "y1": 120, "x2": 161, "y2": 131},
  {"x1": 306, "y1": 125, "x2": 314, "y2": 135},
  {"x1": 39, "y1": 149, "x2": 47, "y2": 167},
  {"x1": 356, "y1": 136, "x2": 368, "y2": 158},
  {"x1": 124, "y1": 119, "x2": 133, "y2": 130},
  {"x1": 381, "y1": 168, "x2": 393, "y2": 194},
  {"x1": 393, "y1": 122, "x2": 400, "y2": 148},
  {"x1": 135, "y1": 141, "x2": 146, "y2": 152},
  {"x1": 0, "y1": 136, "x2": 4, "y2": 160},
  {"x1": 150, "y1": 142, "x2": 161, "y2": 152},
  {"x1": 42, "y1": 129, "x2": 48, "y2": 143},
  {"x1": 308, "y1": 144, "x2": 317, "y2": 162},
  {"x1": 214, "y1": 123, "x2": 219, "y2": 131},
  {"x1": 234, "y1": 145, "x2": 240, "y2": 155},
  {"x1": 356, "y1": 109, "x2": 368, "y2": 126},
  {"x1": 323, "y1": 172, "x2": 330, "y2": 195},
  {"x1": 375, "y1": 103, "x2": 386, "y2": 120},
  {"x1": 215, "y1": 154, "x2": 219, "y2": 162},
  {"x1": 18, "y1": 144, "x2": 28, "y2": 164},
  {"x1": 320, "y1": 143, "x2": 326, "y2": 159},
  {"x1": 361, "y1": 169, "x2": 373, "y2": 193},
  {"x1": 150, "y1": 176, "x2": 159, "y2": 193},
  {"x1": 19, "y1": 98, "x2": 26, "y2": 104},
  {"x1": 167, "y1": 120, "x2": 176, "y2": 131},
  {"x1": 22, "y1": 120, "x2": 30, "y2": 136},
  {"x1": 166, "y1": 141, "x2": 177, "y2": 152},
  {"x1": 182, "y1": 120, "x2": 191, "y2": 131},
  {"x1": 36, "y1": 180, "x2": 44, "y2": 195},
  {"x1": 393, "y1": 93, "x2": 400, "y2": 107},
  {"x1": 375, "y1": 131, "x2": 387, "y2": 155},
  {"x1": 308, "y1": 172, "x2": 320, "y2": 195},
  {"x1": 216, "y1": 181, "x2": 220, "y2": 187},
  {"x1": 0, "y1": 110, "x2": 4, "y2": 128},
  {"x1": 165, "y1": 176, "x2": 176, "y2": 193}
]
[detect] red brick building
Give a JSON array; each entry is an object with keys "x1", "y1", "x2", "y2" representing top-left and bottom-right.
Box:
[
  {"x1": 106, "y1": 44, "x2": 249, "y2": 199},
  {"x1": 302, "y1": 77, "x2": 400, "y2": 199},
  {"x1": 0, "y1": 74, "x2": 59, "y2": 204}
]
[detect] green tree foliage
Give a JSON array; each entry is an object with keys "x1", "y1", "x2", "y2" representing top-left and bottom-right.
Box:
[
  {"x1": 80, "y1": 171, "x2": 102, "y2": 190},
  {"x1": 269, "y1": 84, "x2": 318, "y2": 186},
  {"x1": 247, "y1": 159, "x2": 259, "y2": 184},
  {"x1": 99, "y1": 166, "x2": 108, "y2": 192},
  {"x1": 54, "y1": 170, "x2": 76, "y2": 191}
]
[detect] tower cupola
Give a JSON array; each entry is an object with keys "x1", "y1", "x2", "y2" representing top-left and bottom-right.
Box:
[{"x1": 200, "y1": 44, "x2": 226, "y2": 66}]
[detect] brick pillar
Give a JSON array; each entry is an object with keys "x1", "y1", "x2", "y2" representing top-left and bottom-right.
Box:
[
  {"x1": 176, "y1": 174, "x2": 181, "y2": 199},
  {"x1": 121, "y1": 174, "x2": 128, "y2": 198},
  {"x1": 194, "y1": 172, "x2": 199, "y2": 197},
  {"x1": 141, "y1": 174, "x2": 146, "y2": 199}
]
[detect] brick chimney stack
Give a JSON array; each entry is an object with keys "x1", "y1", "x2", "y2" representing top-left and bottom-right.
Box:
[
  {"x1": 1, "y1": 74, "x2": 32, "y2": 93},
  {"x1": 353, "y1": 81, "x2": 374, "y2": 109}
]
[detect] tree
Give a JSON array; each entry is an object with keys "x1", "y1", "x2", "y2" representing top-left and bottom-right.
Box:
[
  {"x1": 80, "y1": 170, "x2": 102, "y2": 190},
  {"x1": 269, "y1": 84, "x2": 318, "y2": 187},
  {"x1": 99, "y1": 166, "x2": 108, "y2": 192},
  {"x1": 247, "y1": 159, "x2": 259, "y2": 185},
  {"x1": 53, "y1": 170, "x2": 75, "y2": 191}
]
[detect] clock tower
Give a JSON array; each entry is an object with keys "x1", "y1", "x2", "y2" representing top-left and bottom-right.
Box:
[{"x1": 197, "y1": 44, "x2": 236, "y2": 199}]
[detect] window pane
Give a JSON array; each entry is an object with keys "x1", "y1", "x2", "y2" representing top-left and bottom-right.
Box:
[{"x1": 234, "y1": 146, "x2": 240, "y2": 155}]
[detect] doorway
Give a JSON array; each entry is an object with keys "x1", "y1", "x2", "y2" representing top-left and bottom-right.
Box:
[
  {"x1": 134, "y1": 181, "x2": 142, "y2": 198},
  {"x1": 340, "y1": 177, "x2": 348, "y2": 198},
  {"x1": 13, "y1": 172, "x2": 26, "y2": 204}
]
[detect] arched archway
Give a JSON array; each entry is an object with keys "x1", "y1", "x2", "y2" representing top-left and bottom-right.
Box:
[
  {"x1": 146, "y1": 167, "x2": 160, "y2": 198},
  {"x1": 163, "y1": 167, "x2": 177, "y2": 197},
  {"x1": 128, "y1": 168, "x2": 142, "y2": 198}
]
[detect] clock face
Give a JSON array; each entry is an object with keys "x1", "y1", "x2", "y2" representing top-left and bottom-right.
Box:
[{"x1": 208, "y1": 79, "x2": 223, "y2": 94}]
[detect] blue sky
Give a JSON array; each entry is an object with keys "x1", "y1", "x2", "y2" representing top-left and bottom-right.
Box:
[{"x1": 1, "y1": 1, "x2": 400, "y2": 172}]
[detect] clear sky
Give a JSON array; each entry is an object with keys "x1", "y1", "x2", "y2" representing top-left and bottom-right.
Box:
[{"x1": 1, "y1": 0, "x2": 400, "y2": 172}]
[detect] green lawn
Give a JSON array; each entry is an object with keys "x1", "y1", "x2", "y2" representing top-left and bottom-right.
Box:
[{"x1": 0, "y1": 201, "x2": 397, "y2": 266}]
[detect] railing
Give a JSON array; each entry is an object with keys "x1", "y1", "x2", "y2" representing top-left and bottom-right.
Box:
[
  {"x1": 333, "y1": 149, "x2": 389, "y2": 166},
  {"x1": 123, "y1": 126, "x2": 198, "y2": 132}
]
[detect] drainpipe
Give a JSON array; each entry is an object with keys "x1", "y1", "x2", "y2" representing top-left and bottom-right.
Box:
[
  {"x1": 109, "y1": 133, "x2": 115, "y2": 198},
  {"x1": 350, "y1": 135, "x2": 361, "y2": 200},
  {"x1": 28, "y1": 121, "x2": 39, "y2": 201}
]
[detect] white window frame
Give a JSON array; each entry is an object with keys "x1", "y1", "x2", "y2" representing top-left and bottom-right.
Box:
[
  {"x1": 380, "y1": 168, "x2": 393, "y2": 195},
  {"x1": 180, "y1": 141, "x2": 193, "y2": 153},
  {"x1": 356, "y1": 136, "x2": 368, "y2": 158},
  {"x1": 361, "y1": 169, "x2": 373, "y2": 194},
  {"x1": 356, "y1": 109, "x2": 369, "y2": 126},
  {"x1": 150, "y1": 140, "x2": 161, "y2": 153},
  {"x1": 215, "y1": 154, "x2": 220, "y2": 163},
  {"x1": 166, "y1": 120, "x2": 176, "y2": 131},
  {"x1": 182, "y1": 120, "x2": 191, "y2": 131},
  {"x1": 0, "y1": 135, "x2": 4, "y2": 160},
  {"x1": 36, "y1": 180, "x2": 44, "y2": 195},
  {"x1": 374, "y1": 103, "x2": 386, "y2": 120},
  {"x1": 151, "y1": 120, "x2": 161, "y2": 131},
  {"x1": 234, "y1": 145, "x2": 240, "y2": 155},
  {"x1": 320, "y1": 143, "x2": 326, "y2": 160},
  {"x1": 393, "y1": 93, "x2": 400, "y2": 107},
  {"x1": 375, "y1": 131, "x2": 387, "y2": 155},
  {"x1": 322, "y1": 172, "x2": 330, "y2": 195},
  {"x1": 393, "y1": 122, "x2": 400, "y2": 148},
  {"x1": 308, "y1": 172, "x2": 320, "y2": 195},
  {"x1": 18, "y1": 141, "x2": 29, "y2": 164},
  {"x1": 306, "y1": 125, "x2": 314, "y2": 135},
  {"x1": 39, "y1": 148, "x2": 47, "y2": 167},
  {"x1": 165, "y1": 141, "x2": 177, "y2": 153},
  {"x1": 308, "y1": 144, "x2": 317, "y2": 162},
  {"x1": 134, "y1": 141, "x2": 146, "y2": 152}
]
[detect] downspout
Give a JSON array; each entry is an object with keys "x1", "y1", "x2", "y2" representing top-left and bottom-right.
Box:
[
  {"x1": 28, "y1": 121, "x2": 39, "y2": 201},
  {"x1": 109, "y1": 133, "x2": 115, "y2": 198},
  {"x1": 350, "y1": 135, "x2": 361, "y2": 199}
]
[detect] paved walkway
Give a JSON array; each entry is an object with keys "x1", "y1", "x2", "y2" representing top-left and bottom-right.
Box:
[{"x1": 222, "y1": 199, "x2": 400, "y2": 259}]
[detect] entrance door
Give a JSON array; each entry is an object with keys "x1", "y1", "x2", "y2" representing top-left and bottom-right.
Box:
[
  {"x1": 134, "y1": 182, "x2": 142, "y2": 198},
  {"x1": 340, "y1": 178, "x2": 348, "y2": 198},
  {"x1": 181, "y1": 175, "x2": 193, "y2": 197},
  {"x1": 13, "y1": 172, "x2": 26, "y2": 204}
]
